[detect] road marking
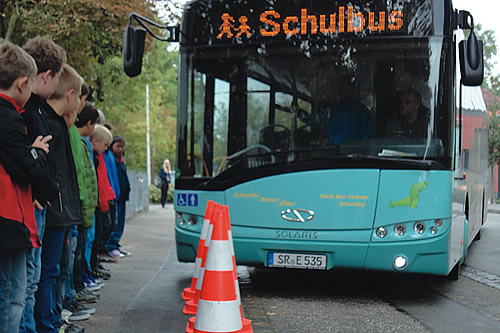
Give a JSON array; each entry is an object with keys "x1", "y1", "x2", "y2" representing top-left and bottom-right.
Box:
[{"x1": 462, "y1": 265, "x2": 500, "y2": 290}]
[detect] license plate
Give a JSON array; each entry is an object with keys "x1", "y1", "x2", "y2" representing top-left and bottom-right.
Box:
[{"x1": 267, "y1": 252, "x2": 327, "y2": 270}]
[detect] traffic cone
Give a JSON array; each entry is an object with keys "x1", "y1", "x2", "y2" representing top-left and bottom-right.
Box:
[
  {"x1": 183, "y1": 203, "x2": 219, "y2": 315},
  {"x1": 223, "y1": 206, "x2": 253, "y2": 333},
  {"x1": 182, "y1": 201, "x2": 215, "y2": 301},
  {"x1": 191, "y1": 208, "x2": 245, "y2": 333}
]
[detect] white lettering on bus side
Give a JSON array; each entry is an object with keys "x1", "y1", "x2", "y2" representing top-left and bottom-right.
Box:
[{"x1": 275, "y1": 230, "x2": 319, "y2": 239}]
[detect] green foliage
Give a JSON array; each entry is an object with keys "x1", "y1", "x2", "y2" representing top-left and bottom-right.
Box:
[
  {"x1": 1, "y1": 1, "x2": 181, "y2": 174},
  {"x1": 149, "y1": 183, "x2": 174, "y2": 203},
  {"x1": 149, "y1": 184, "x2": 161, "y2": 203},
  {"x1": 0, "y1": 0, "x2": 158, "y2": 98},
  {"x1": 474, "y1": 24, "x2": 498, "y2": 92},
  {"x1": 97, "y1": 41, "x2": 178, "y2": 172},
  {"x1": 489, "y1": 114, "x2": 500, "y2": 166}
]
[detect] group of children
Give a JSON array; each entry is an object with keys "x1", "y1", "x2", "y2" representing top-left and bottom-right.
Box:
[{"x1": 0, "y1": 37, "x2": 131, "y2": 333}]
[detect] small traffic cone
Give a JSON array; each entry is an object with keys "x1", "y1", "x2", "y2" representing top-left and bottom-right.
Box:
[
  {"x1": 191, "y1": 208, "x2": 245, "y2": 333},
  {"x1": 182, "y1": 201, "x2": 215, "y2": 301},
  {"x1": 223, "y1": 206, "x2": 253, "y2": 333},
  {"x1": 183, "y1": 203, "x2": 218, "y2": 315}
]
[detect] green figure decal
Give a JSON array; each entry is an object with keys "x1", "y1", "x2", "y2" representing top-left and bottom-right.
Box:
[{"x1": 389, "y1": 181, "x2": 429, "y2": 209}]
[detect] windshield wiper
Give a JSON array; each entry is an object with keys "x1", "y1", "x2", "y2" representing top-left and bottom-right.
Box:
[{"x1": 346, "y1": 154, "x2": 446, "y2": 169}]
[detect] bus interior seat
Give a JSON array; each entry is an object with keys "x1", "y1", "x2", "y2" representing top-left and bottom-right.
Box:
[{"x1": 259, "y1": 124, "x2": 290, "y2": 152}]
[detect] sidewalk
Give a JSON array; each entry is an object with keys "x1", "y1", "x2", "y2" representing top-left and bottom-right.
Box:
[
  {"x1": 79, "y1": 204, "x2": 195, "y2": 333},
  {"x1": 488, "y1": 203, "x2": 500, "y2": 214}
]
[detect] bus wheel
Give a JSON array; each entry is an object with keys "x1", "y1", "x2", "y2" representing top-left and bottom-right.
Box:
[
  {"x1": 447, "y1": 262, "x2": 461, "y2": 281},
  {"x1": 473, "y1": 230, "x2": 481, "y2": 241}
]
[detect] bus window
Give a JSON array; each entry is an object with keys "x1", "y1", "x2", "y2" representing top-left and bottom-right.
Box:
[
  {"x1": 275, "y1": 92, "x2": 293, "y2": 131},
  {"x1": 213, "y1": 78, "x2": 230, "y2": 175},
  {"x1": 187, "y1": 70, "x2": 206, "y2": 177},
  {"x1": 247, "y1": 78, "x2": 270, "y2": 146}
]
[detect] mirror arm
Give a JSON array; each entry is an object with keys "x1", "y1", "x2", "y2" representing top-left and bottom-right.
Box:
[
  {"x1": 128, "y1": 12, "x2": 179, "y2": 42},
  {"x1": 456, "y1": 10, "x2": 474, "y2": 31}
]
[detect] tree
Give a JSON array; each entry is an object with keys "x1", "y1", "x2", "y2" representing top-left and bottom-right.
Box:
[
  {"x1": 474, "y1": 24, "x2": 498, "y2": 91},
  {"x1": 97, "y1": 41, "x2": 178, "y2": 173},
  {"x1": 1, "y1": 0, "x2": 185, "y2": 172},
  {"x1": 0, "y1": 0, "x2": 158, "y2": 99}
]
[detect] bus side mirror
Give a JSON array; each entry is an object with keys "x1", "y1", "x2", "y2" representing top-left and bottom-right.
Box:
[
  {"x1": 123, "y1": 22, "x2": 146, "y2": 78},
  {"x1": 458, "y1": 11, "x2": 484, "y2": 86}
]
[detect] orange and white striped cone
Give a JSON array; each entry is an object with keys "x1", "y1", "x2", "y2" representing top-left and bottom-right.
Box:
[
  {"x1": 183, "y1": 203, "x2": 218, "y2": 315},
  {"x1": 192, "y1": 208, "x2": 245, "y2": 333},
  {"x1": 182, "y1": 201, "x2": 215, "y2": 301},
  {"x1": 223, "y1": 206, "x2": 253, "y2": 333}
]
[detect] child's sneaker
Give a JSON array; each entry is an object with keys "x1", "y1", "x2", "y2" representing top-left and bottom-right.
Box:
[
  {"x1": 99, "y1": 253, "x2": 118, "y2": 263},
  {"x1": 83, "y1": 276, "x2": 103, "y2": 292},
  {"x1": 107, "y1": 249, "x2": 121, "y2": 259},
  {"x1": 92, "y1": 267, "x2": 111, "y2": 280},
  {"x1": 119, "y1": 249, "x2": 131, "y2": 257},
  {"x1": 75, "y1": 290, "x2": 98, "y2": 304}
]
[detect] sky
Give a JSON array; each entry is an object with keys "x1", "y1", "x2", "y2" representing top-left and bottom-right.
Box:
[{"x1": 453, "y1": 0, "x2": 500, "y2": 75}]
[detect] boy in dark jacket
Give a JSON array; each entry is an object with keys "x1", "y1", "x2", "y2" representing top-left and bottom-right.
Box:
[
  {"x1": 35, "y1": 64, "x2": 83, "y2": 333},
  {"x1": 20, "y1": 36, "x2": 67, "y2": 333},
  {"x1": 0, "y1": 41, "x2": 51, "y2": 333}
]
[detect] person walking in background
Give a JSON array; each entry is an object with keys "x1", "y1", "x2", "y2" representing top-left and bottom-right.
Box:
[
  {"x1": 106, "y1": 136, "x2": 131, "y2": 257},
  {"x1": 159, "y1": 159, "x2": 171, "y2": 208}
]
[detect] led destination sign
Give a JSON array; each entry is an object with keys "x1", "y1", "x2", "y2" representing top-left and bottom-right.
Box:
[
  {"x1": 183, "y1": 0, "x2": 434, "y2": 47},
  {"x1": 217, "y1": 6, "x2": 404, "y2": 39}
]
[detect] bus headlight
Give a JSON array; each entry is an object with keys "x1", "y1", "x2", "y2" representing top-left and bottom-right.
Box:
[
  {"x1": 176, "y1": 212, "x2": 185, "y2": 226},
  {"x1": 394, "y1": 224, "x2": 406, "y2": 236},
  {"x1": 430, "y1": 226, "x2": 438, "y2": 235},
  {"x1": 376, "y1": 227, "x2": 387, "y2": 238},
  {"x1": 394, "y1": 255, "x2": 407, "y2": 269},
  {"x1": 188, "y1": 215, "x2": 198, "y2": 226},
  {"x1": 435, "y1": 219, "x2": 443, "y2": 227},
  {"x1": 414, "y1": 221, "x2": 426, "y2": 234}
]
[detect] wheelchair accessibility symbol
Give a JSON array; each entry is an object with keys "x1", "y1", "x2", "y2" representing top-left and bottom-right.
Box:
[{"x1": 177, "y1": 193, "x2": 198, "y2": 207}]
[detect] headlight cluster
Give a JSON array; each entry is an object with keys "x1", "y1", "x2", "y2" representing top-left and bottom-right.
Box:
[
  {"x1": 176, "y1": 212, "x2": 199, "y2": 227},
  {"x1": 375, "y1": 219, "x2": 445, "y2": 240}
]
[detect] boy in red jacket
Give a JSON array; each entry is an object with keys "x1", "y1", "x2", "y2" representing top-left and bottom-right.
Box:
[{"x1": 0, "y1": 41, "x2": 51, "y2": 333}]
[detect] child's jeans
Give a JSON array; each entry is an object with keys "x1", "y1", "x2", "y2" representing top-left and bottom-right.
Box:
[{"x1": 0, "y1": 249, "x2": 27, "y2": 333}]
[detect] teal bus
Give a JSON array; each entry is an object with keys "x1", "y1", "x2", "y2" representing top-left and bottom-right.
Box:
[{"x1": 125, "y1": 0, "x2": 488, "y2": 279}]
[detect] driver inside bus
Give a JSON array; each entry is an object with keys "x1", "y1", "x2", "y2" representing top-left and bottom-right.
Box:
[
  {"x1": 386, "y1": 88, "x2": 430, "y2": 137},
  {"x1": 298, "y1": 75, "x2": 373, "y2": 145}
]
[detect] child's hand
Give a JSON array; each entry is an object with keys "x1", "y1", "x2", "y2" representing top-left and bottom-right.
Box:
[
  {"x1": 32, "y1": 135, "x2": 52, "y2": 154},
  {"x1": 34, "y1": 200, "x2": 43, "y2": 210}
]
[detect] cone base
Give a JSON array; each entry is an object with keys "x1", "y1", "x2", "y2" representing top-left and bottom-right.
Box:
[
  {"x1": 182, "y1": 287, "x2": 196, "y2": 301},
  {"x1": 183, "y1": 300, "x2": 198, "y2": 315},
  {"x1": 186, "y1": 316, "x2": 195, "y2": 333},
  {"x1": 189, "y1": 317, "x2": 253, "y2": 333}
]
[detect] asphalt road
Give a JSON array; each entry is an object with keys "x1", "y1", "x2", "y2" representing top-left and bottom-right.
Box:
[{"x1": 79, "y1": 204, "x2": 500, "y2": 333}]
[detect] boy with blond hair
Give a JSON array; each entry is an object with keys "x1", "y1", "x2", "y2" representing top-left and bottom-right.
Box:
[
  {"x1": 88, "y1": 125, "x2": 116, "y2": 273},
  {"x1": 20, "y1": 36, "x2": 67, "y2": 333},
  {"x1": 0, "y1": 41, "x2": 51, "y2": 333},
  {"x1": 35, "y1": 64, "x2": 83, "y2": 333}
]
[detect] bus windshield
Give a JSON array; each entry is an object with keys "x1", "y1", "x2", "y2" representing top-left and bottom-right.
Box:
[{"x1": 177, "y1": 1, "x2": 454, "y2": 188}]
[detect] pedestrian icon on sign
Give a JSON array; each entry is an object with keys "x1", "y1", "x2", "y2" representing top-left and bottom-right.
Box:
[
  {"x1": 188, "y1": 194, "x2": 198, "y2": 207},
  {"x1": 177, "y1": 193, "x2": 187, "y2": 207}
]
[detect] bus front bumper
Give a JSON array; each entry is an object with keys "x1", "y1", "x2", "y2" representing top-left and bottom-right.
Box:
[{"x1": 176, "y1": 225, "x2": 452, "y2": 276}]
